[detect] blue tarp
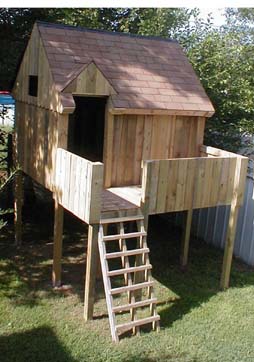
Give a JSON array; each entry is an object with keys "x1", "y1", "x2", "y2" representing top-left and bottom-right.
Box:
[{"x1": 0, "y1": 94, "x2": 15, "y2": 105}]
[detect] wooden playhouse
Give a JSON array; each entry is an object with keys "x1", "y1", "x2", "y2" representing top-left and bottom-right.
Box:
[{"x1": 12, "y1": 21, "x2": 248, "y2": 342}]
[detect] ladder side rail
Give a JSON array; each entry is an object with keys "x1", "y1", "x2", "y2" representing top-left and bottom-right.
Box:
[
  {"x1": 118, "y1": 220, "x2": 139, "y2": 335},
  {"x1": 139, "y1": 219, "x2": 160, "y2": 332},
  {"x1": 98, "y1": 224, "x2": 119, "y2": 342}
]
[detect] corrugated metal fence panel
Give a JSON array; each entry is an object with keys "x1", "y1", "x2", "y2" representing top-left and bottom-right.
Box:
[{"x1": 191, "y1": 176, "x2": 254, "y2": 266}]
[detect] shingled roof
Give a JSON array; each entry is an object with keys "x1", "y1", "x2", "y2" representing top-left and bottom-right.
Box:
[{"x1": 37, "y1": 21, "x2": 214, "y2": 116}]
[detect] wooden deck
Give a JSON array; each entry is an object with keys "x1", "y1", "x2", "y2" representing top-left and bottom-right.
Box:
[
  {"x1": 49, "y1": 145, "x2": 249, "y2": 312},
  {"x1": 54, "y1": 147, "x2": 248, "y2": 224},
  {"x1": 101, "y1": 189, "x2": 140, "y2": 212},
  {"x1": 104, "y1": 186, "x2": 141, "y2": 209}
]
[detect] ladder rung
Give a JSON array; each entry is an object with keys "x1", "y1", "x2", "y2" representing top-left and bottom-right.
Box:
[
  {"x1": 105, "y1": 248, "x2": 149, "y2": 259},
  {"x1": 116, "y1": 315, "x2": 160, "y2": 335},
  {"x1": 103, "y1": 231, "x2": 146, "y2": 242},
  {"x1": 112, "y1": 298, "x2": 157, "y2": 313},
  {"x1": 100, "y1": 215, "x2": 144, "y2": 224},
  {"x1": 108, "y1": 264, "x2": 152, "y2": 277},
  {"x1": 110, "y1": 281, "x2": 153, "y2": 295}
]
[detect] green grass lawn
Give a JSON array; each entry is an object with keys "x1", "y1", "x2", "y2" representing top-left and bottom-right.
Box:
[{"x1": 1, "y1": 202, "x2": 254, "y2": 362}]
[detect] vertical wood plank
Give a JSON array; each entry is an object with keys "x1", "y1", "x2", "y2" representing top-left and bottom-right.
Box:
[
  {"x1": 175, "y1": 159, "x2": 188, "y2": 211},
  {"x1": 141, "y1": 161, "x2": 152, "y2": 220},
  {"x1": 220, "y1": 205, "x2": 240, "y2": 289},
  {"x1": 89, "y1": 163, "x2": 104, "y2": 224},
  {"x1": 218, "y1": 158, "x2": 230, "y2": 204},
  {"x1": 156, "y1": 160, "x2": 169, "y2": 213},
  {"x1": 226, "y1": 157, "x2": 238, "y2": 204},
  {"x1": 183, "y1": 159, "x2": 196, "y2": 210},
  {"x1": 84, "y1": 163, "x2": 92, "y2": 222},
  {"x1": 118, "y1": 116, "x2": 128, "y2": 185},
  {"x1": 133, "y1": 115, "x2": 145, "y2": 184},
  {"x1": 124, "y1": 115, "x2": 137, "y2": 185},
  {"x1": 14, "y1": 171, "x2": 23, "y2": 245},
  {"x1": 220, "y1": 156, "x2": 248, "y2": 289},
  {"x1": 52, "y1": 199, "x2": 64, "y2": 287},
  {"x1": 148, "y1": 161, "x2": 160, "y2": 214},
  {"x1": 172, "y1": 116, "x2": 185, "y2": 158},
  {"x1": 194, "y1": 158, "x2": 206, "y2": 209},
  {"x1": 166, "y1": 159, "x2": 179, "y2": 212},
  {"x1": 84, "y1": 224, "x2": 99, "y2": 321},
  {"x1": 209, "y1": 157, "x2": 222, "y2": 206},
  {"x1": 103, "y1": 109, "x2": 114, "y2": 188},
  {"x1": 202, "y1": 158, "x2": 213, "y2": 208},
  {"x1": 112, "y1": 115, "x2": 123, "y2": 186},
  {"x1": 150, "y1": 115, "x2": 160, "y2": 158},
  {"x1": 236, "y1": 158, "x2": 248, "y2": 206},
  {"x1": 187, "y1": 118, "x2": 196, "y2": 156},
  {"x1": 142, "y1": 115, "x2": 153, "y2": 161},
  {"x1": 79, "y1": 161, "x2": 88, "y2": 220},
  {"x1": 195, "y1": 117, "x2": 206, "y2": 155},
  {"x1": 169, "y1": 116, "x2": 176, "y2": 158},
  {"x1": 180, "y1": 209, "x2": 193, "y2": 268},
  {"x1": 74, "y1": 156, "x2": 82, "y2": 216}
]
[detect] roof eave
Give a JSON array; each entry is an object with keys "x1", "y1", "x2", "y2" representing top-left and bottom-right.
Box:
[{"x1": 109, "y1": 107, "x2": 215, "y2": 118}]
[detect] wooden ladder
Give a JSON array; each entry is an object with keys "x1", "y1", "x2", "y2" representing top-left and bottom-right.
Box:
[{"x1": 98, "y1": 213, "x2": 160, "y2": 342}]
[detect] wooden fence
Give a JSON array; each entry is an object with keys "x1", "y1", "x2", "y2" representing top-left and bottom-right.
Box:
[
  {"x1": 141, "y1": 146, "x2": 248, "y2": 214},
  {"x1": 54, "y1": 148, "x2": 104, "y2": 224}
]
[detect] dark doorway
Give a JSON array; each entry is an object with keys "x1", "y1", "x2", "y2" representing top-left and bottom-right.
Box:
[{"x1": 68, "y1": 96, "x2": 107, "y2": 162}]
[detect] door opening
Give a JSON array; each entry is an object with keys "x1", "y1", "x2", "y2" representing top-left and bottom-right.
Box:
[{"x1": 68, "y1": 96, "x2": 107, "y2": 162}]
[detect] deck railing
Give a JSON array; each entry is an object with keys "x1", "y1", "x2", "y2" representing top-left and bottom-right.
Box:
[
  {"x1": 141, "y1": 145, "x2": 248, "y2": 214},
  {"x1": 54, "y1": 148, "x2": 104, "y2": 224}
]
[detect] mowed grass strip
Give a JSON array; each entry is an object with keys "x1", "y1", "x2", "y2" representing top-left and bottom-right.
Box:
[{"x1": 1, "y1": 213, "x2": 254, "y2": 362}]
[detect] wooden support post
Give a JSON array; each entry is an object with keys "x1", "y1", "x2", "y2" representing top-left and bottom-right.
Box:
[
  {"x1": 134, "y1": 213, "x2": 149, "y2": 299},
  {"x1": 180, "y1": 209, "x2": 193, "y2": 268},
  {"x1": 220, "y1": 156, "x2": 248, "y2": 289},
  {"x1": 52, "y1": 199, "x2": 64, "y2": 287},
  {"x1": 96, "y1": 224, "x2": 106, "y2": 281},
  {"x1": 14, "y1": 171, "x2": 23, "y2": 245},
  {"x1": 220, "y1": 205, "x2": 240, "y2": 289},
  {"x1": 84, "y1": 224, "x2": 99, "y2": 321}
]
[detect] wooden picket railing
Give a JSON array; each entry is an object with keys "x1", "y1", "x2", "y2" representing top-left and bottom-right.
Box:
[
  {"x1": 54, "y1": 148, "x2": 104, "y2": 224},
  {"x1": 141, "y1": 145, "x2": 248, "y2": 214},
  {"x1": 54, "y1": 146, "x2": 247, "y2": 223}
]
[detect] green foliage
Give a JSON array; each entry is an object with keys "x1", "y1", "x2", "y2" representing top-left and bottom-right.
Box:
[
  {"x1": 106, "y1": 8, "x2": 193, "y2": 36},
  {"x1": 1, "y1": 8, "x2": 254, "y2": 151},
  {"x1": 0, "y1": 126, "x2": 14, "y2": 230},
  {"x1": 225, "y1": 8, "x2": 254, "y2": 24},
  {"x1": 0, "y1": 8, "x2": 192, "y2": 90},
  {"x1": 182, "y1": 11, "x2": 254, "y2": 151},
  {"x1": 0, "y1": 9, "x2": 55, "y2": 90}
]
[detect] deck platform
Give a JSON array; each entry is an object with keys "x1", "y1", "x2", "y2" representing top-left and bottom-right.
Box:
[
  {"x1": 103, "y1": 186, "x2": 141, "y2": 211},
  {"x1": 52, "y1": 147, "x2": 248, "y2": 293},
  {"x1": 101, "y1": 187, "x2": 141, "y2": 215}
]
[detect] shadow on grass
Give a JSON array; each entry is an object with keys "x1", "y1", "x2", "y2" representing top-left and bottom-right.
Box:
[
  {"x1": 147, "y1": 214, "x2": 254, "y2": 329},
  {"x1": 0, "y1": 326, "x2": 76, "y2": 362},
  {"x1": 0, "y1": 192, "x2": 92, "y2": 307},
  {"x1": 1, "y1": 183, "x2": 254, "y2": 329}
]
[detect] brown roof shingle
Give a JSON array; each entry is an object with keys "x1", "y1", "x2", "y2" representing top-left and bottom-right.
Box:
[{"x1": 37, "y1": 21, "x2": 214, "y2": 115}]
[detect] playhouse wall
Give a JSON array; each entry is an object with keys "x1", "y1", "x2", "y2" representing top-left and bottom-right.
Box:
[
  {"x1": 15, "y1": 101, "x2": 68, "y2": 191},
  {"x1": 104, "y1": 113, "x2": 206, "y2": 187},
  {"x1": 12, "y1": 24, "x2": 60, "y2": 112}
]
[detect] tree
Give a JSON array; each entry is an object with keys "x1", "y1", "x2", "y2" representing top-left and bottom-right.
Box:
[
  {"x1": 1, "y1": 7, "x2": 253, "y2": 152},
  {"x1": 225, "y1": 8, "x2": 254, "y2": 24},
  {"x1": 0, "y1": 8, "x2": 192, "y2": 90},
  {"x1": 184, "y1": 10, "x2": 254, "y2": 151}
]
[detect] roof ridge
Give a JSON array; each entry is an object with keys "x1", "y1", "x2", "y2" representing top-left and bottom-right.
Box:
[{"x1": 36, "y1": 20, "x2": 178, "y2": 44}]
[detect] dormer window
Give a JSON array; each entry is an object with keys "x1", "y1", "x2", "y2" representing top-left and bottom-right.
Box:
[{"x1": 28, "y1": 75, "x2": 38, "y2": 97}]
